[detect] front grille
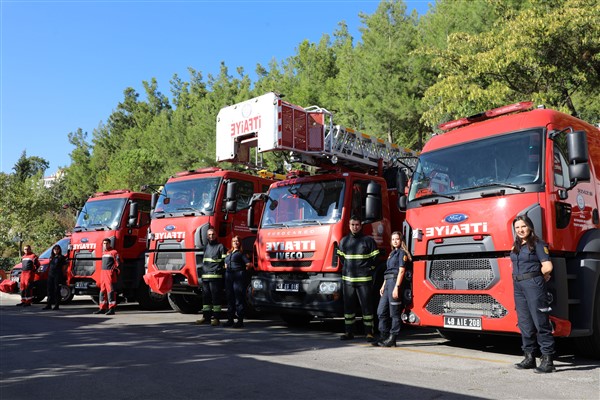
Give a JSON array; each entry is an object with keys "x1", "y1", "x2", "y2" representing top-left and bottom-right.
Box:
[
  {"x1": 73, "y1": 254, "x2": 95, "y2": 276},
  {"x1": 270, "y1": 261, "x2": 313, "y2": 267},
  {"x1": 155, "y1": 242, "x2": 186, "y2": 271},
  {"x1": 429, "y1": 259, "x2": 495, "y2": 290},
  {"x1": 425, "y1": 294, "x2": 508, "y2": 319}
]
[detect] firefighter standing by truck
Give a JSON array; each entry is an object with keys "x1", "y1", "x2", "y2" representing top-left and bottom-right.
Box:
[
  {"x1": 94, "y1": 239, "x2": 121, "y2": 315},
  {"x1": 510, "y1": 215, "x2": 556, "y2": 373},
  {"x1": 373, "y1": 231, "x2": 411, "y2": 347},
  {"x1": 196, "y1": 228, "x2": 227, "y2": 326},
  {"x1": 337, "y1": 216, "x2": 380, "y2": 341},
  {"x1": 43, "y1": 245, "x2": 67, "y2": 310},
  {"x1": 17, "y1": 244, "x2": 40, "y2": 307},
  {"x1": 224, "y1": 236, "x2": 252, "y2": 328}
]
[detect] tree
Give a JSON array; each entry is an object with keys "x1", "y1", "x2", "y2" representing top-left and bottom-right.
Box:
[
  {"x1": 348, "y1": 0, "x2": 423, "y2": 148},
  {"x1": 63, "y1": 128, "x2": 96, "y2": 207},
  {"x1": 421, "y1": 0, "x2": 600, "y2": 127},
  {"x1": 12, "y1": 151, "x2": 49, "y2": 182}
]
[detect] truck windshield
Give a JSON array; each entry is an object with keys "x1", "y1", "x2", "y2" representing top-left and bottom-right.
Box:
[
  {"x1": 75, "y1": 198, "x2": 127, "y2": 230},
  {"x1": 408, "y1": 129, "x2": 543, "y2": 201},
  {"x1": 155, "y1": 177, "x2": 220, "y2": 214},
  {"x1": 261, "y1": 180, "x2": 345, "y2": 227}
]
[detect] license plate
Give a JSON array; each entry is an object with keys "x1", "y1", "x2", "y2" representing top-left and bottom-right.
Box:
[
  {"x1": 275, "y1": 282, "x2": 300, "y2": 292},
  {"x1": 443, "y1": 315, "x2": 482, "y2": 330},
  {"x1": 75, "y1": 281, "x2": 88, "y2": 289}
]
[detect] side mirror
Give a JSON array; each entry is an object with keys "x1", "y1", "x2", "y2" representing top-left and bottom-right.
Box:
[
  {"x1": 269, "y1": 199, "x2": 278, "y2": 211},
  {"x1": 151, "y1": 193, "x2": 158, "y2": 209},
  {"x1": 225, "y1": 181, "x2": 238, "y2": 212},
  {"x1": 397, "y1": 169, "x2": 408, "y2": 192},
  {"x1": 365, "y1": 181, "x2": 382, "y2": 221},
  {"x1": 398, "y1": 195, "x2": 407, "y2": 211},
  {"x1": 566, "y1": 130, "x2": 591, "y2": 184},
  {"x1": 247, "y1": 193, "x2": 266, "y2": 234},
  {"x1": 128, "y1": 202, "x2": 138, "y2": 227}
]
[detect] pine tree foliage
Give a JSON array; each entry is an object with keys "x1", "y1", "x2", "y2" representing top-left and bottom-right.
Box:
[{"x1": 3, "y1": 0, "x2": 599, "y2": 261}]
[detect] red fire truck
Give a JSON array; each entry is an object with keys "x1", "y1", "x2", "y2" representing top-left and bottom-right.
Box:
[
  {"x1": 216, "y1": 92, "x2": 417, "y2": 324},
  {"x1": 143, "y1": 168, "x2": 274, "y2": 313},
  {"x1": 401, "y1": 102, "x2": 600, "y2": 357},
  {"x1": 68, "y1": 190, "x2": 167, "y2": 309}
]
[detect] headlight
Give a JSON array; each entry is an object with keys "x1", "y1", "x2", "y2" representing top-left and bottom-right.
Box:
[
  {"x1": 251, "y1": 279, "x2": 264, "y2": 290},
  {"x1": 318, "y1": 281, "x2": 338, "y2": 294}
]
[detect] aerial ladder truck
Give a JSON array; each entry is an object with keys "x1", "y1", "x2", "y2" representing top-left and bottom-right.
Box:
[{"x1": 216, "y1": 92, "x2": 417, "y2": 325}]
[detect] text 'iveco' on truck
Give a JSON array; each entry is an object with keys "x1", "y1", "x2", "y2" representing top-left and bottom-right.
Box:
[{"x1": 216, "y1": 92, "x2": 417, "y2": 325}]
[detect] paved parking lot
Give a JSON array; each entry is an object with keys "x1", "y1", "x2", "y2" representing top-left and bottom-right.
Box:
[{"x1": 1, "y1": 292, "x2": 598, "y2": 400}]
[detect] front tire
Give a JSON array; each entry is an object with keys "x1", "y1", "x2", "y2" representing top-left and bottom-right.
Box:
[
  {"x1": 59, "y1": 285, "x2": 75, "y2": 304},
  {"x1": 168, "y1": 293, "x2": 202, "y2": 314},
  {"x1": 136, "y1": 281, "x2": 169, "y2": 310}
]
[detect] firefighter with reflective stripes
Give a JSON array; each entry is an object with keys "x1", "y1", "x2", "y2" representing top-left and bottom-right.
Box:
[
  {"x1": 17, "y1": 244, "x2": 40, "y2": 307},
  {"x1": 94, "y1": 239, "x2": 120, "y2": 315},
  {"x1": 337, "y1": 215, "x2": 380, "y2": 341},
  {"x1": 196, "y1": 228, "x2": 227, "y2": 326}
]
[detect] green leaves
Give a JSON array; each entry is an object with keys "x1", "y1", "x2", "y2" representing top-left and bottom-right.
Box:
[
  {"x1": 3, "y1": 0, "x2": 599, "y2": 261},
  {"x1": 422, "y1": 0, "x2": 600, "y2": 127}
]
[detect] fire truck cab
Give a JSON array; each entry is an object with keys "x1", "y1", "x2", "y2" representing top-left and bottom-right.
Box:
[
  {"x1": 216, "y1": 92, "x2": 417, "y2": 324},
  {"x1": 403, "y1": 102, "x2": 600, "y2": 358},
  {"x1": 68, "y1": 190, "x2": 167, "y2": 309},
  {"x1": 143, "y1": 168, "x2": 273, "y2": 313}
]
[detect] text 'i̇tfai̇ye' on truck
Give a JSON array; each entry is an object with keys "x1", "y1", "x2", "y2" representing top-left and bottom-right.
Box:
[
  {"x1": 67, "y1": 190, "x2": 168, "y2": 309},
  {"x1": 402, "y1": 102, "x2": 600, "y2": 358},
  {"x1": 142, "y1": 167, "x2": 275, "y2": 314},
  {"x1": 216, "y1": 92, "x2": 418, "y2": 326}
]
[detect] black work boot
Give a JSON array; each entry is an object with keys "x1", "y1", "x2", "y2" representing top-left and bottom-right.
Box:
[
  {"x1": 380, "y1": 334, "x2": 398, "y2": 347},
  {"x1": 340, "y1": 332, "x2": 354, "y2": 341},
  {"x1": 371, "y1": 333, "x2": 389, "y2": 347},
  {"x1": 514, "y1": 352, "x2": 537, "y2": 369},
  {"x1": 535, "y1": 354, "x2": 556, "y2": 373}
]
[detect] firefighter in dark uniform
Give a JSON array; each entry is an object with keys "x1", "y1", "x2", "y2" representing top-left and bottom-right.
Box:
[
  {"x1": 224, "y1": 235, "x2": 252, "y2": 328},
  {"x1": 510, "y1": 215, "x2": 556, "y2": 373},
  {"x1": 373, "y1": 231, "x2": 411, "y2": 347},
  {"x1": 94, "y1": 238, "x2": 120, "y2": 315},
  {"x1": 17, "y1": 244, "x2": 40, "y2": 307},
  {"x1": 196, "y1": 228, "x2": 227, "y2": 326},
  {"x1": 43, "y1": 245, "x2": 67, "y2": 310},
  {"x1": 337, "y1": 215, "x2": 380, "y2": 341}
]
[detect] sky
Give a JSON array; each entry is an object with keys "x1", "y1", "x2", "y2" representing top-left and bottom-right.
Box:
[{"x1": 1, "y1": 0, "x2": 431, "y2": 176}]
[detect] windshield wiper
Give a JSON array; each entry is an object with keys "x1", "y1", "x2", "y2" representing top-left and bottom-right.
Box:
[
  {"x1": 461, "y1": 182, "x2": 525, "y2": 193},
  {"x1": 294, "y1": 219, "x2": 323, "y2": 226},
  {"x1": 416, "y1": 192, "x2": 456, "y2": 201},
  {"x1": 89, "y1": 223, "x2": 110, "y2": 231},
  {"x1": 175, "y1": 207, "x2": 206, "y2": 215},
  {"x1": 304, "y1": 219, "x2": 323, "y2": 225},
  {"x1": 263, "y1": 222, "x2": 289, "y2": 228}
]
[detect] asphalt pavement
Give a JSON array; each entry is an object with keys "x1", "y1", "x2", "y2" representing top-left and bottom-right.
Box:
[{"x1": 1, "y1": 292, "x2": 598, "y2": 400}]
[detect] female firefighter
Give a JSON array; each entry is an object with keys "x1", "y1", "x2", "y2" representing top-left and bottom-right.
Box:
[
  {"x1": 373, "y1": 231, "x2": 411, "y2": 347},
  {"x1": 510, "y1": 215, "x2": 555, "y2": 373},
  {"x1": 224, "y1": 236, "x2": 252, "y2": 328}
]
